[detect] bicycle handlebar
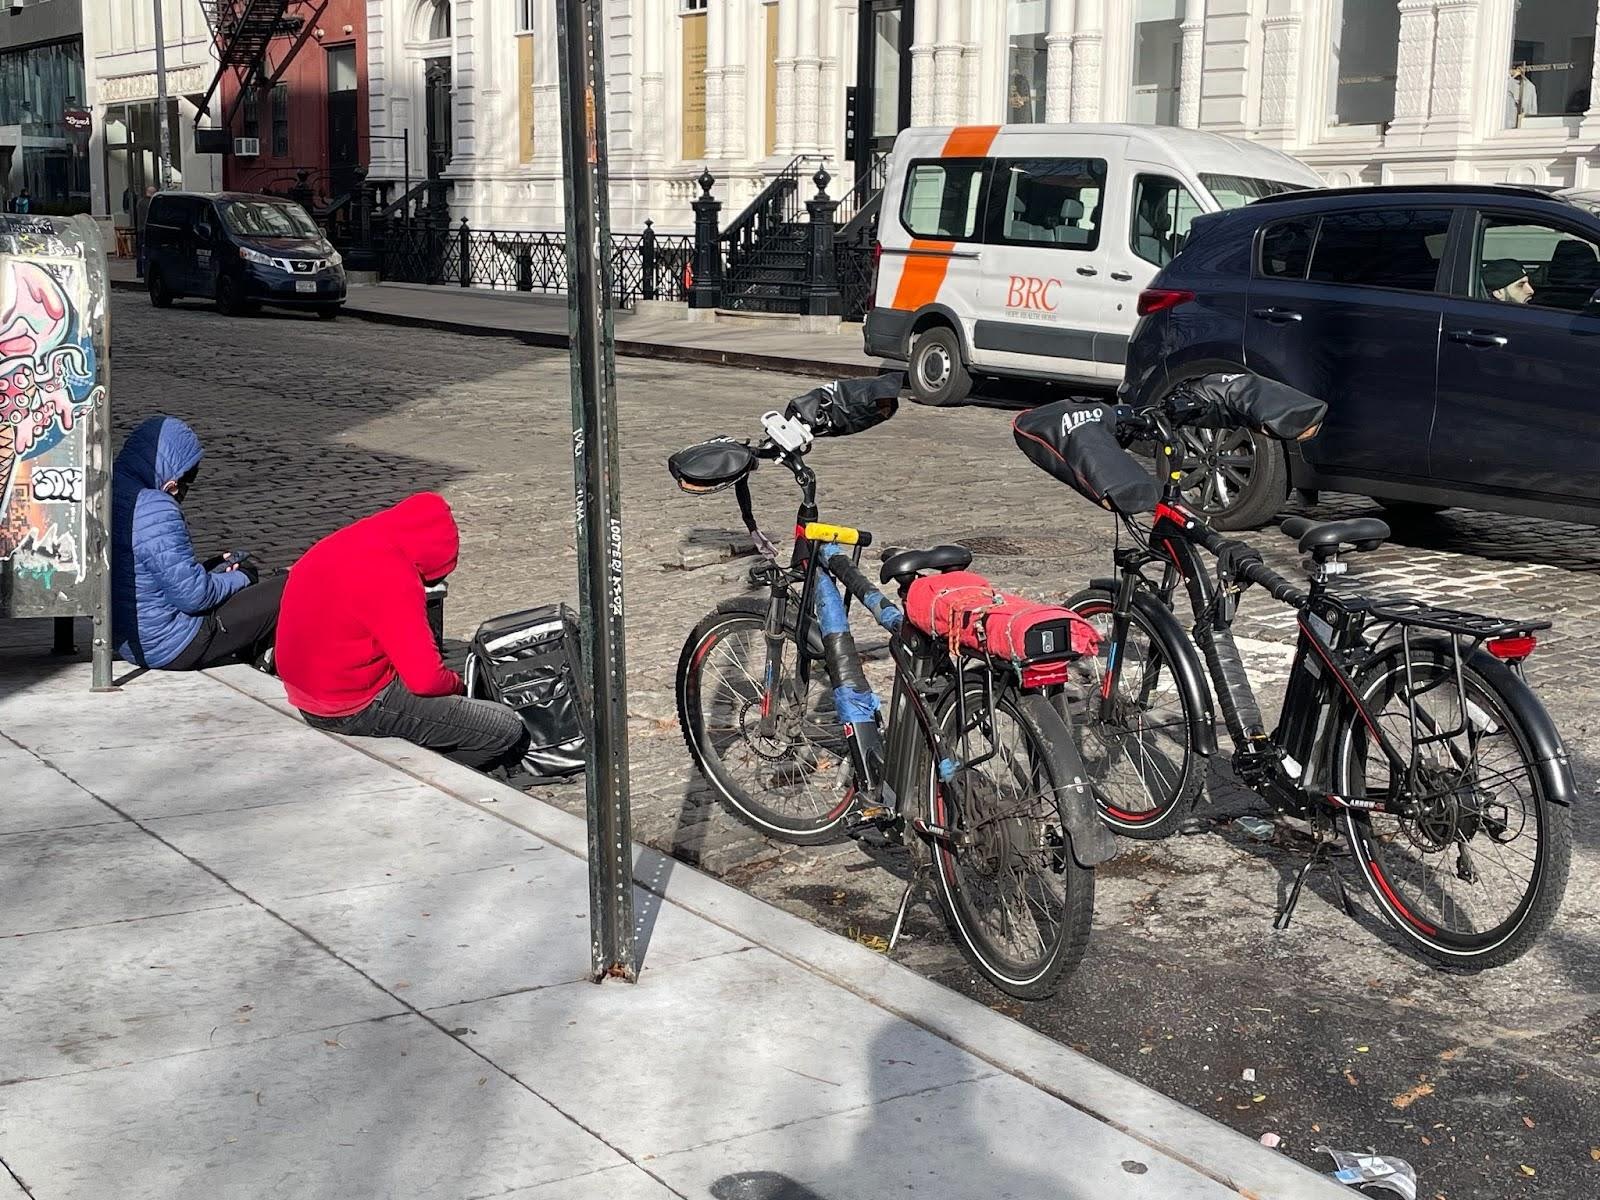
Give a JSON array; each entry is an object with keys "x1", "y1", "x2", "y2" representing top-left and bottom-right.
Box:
[{"x1": 1193, "y1": 524, "x2": 1304, "y2": 606}]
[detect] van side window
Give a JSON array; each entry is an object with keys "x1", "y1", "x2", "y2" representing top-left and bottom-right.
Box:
[
  {"x1": 1131, "y1": 175, "x2": 1204, "y2": 267},
  {"x1": 994, "y1": 158, "x2": 1107, "y2": 251},
  {"x1": 1258, "y1": 217, "x2": 1318, "y2": 279},
  {"x1": 1306, "y1": 208, "x2": 1452, "y2": 292},
  {"x1": 899, "y1": 160, "x2": 987, "y2": 241},
  {"x1": 147, "y1": 196, "x2": 177, "y2": 226}
]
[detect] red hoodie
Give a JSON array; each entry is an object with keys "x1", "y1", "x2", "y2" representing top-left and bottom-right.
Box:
[{"x1": 276, "y1": 493, "x2": 463, "y2": 717}]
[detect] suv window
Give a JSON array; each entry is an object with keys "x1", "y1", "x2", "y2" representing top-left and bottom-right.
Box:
[
  {"x1": 994, "y1": 157, "x2": 1107, "y2": 250},
  {"x1": 1258, "y1": 217, "x2": 1317, "y2": 279},
  {"x1": 900, "y1": 160, "x2": 987, "y2": 240},
  {"x1": 146, "y1": 195, "x2": 184, "y2": 226},
  {"x1": 1306, "y1": 208, "x2": 1451, "y2": 292},
  {"x1": 1131, "y1": 175, "x2": 1205, "y2": 267},
  {"x1": 1470, "y1": 212, "x2": 1600, "y2": 313}
]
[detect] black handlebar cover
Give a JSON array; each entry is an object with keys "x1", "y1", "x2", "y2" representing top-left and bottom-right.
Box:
[
  {"x1": 1182, "y1": 373, "x2": 1327, "y2": 440},
  {"x1": 785, "y1": 372, "x2": 905, "y2": 439},
  {"x1": 1013, "y1": 400, "x2": 1162, "y2": 515}
]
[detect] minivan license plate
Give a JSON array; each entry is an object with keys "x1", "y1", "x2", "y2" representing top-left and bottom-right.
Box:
[{"x1": 295, "y1": 280, "x2": 317, "y2": 294}]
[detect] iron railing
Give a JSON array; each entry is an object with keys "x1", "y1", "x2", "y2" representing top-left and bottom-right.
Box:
[
  {"x1": 379, "y1": 217, "x2": 693, "y2": 306},
  {"x1": 836, "y1": 150, "x2": 889, "y2": 233}
]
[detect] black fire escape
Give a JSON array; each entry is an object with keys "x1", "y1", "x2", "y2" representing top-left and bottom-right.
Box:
[{"x1": 197, "y1": 0, "x2": 329, "y2": 131}]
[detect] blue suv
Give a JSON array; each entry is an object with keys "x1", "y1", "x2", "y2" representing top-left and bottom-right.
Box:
[{"x1": 1123, "y1": 184, "x2": 1600, "y2": 529}]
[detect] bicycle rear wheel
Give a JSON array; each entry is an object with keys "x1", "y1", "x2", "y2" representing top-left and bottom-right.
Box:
[
  {"x1": 1334, "y1": 642, "x2": 1571, "y2": 970},
  {"x1": 925, "y1": 682, "x2": 1095, "y2": 999},
  {"x1": 1067, "y1": 589, "x2": 1200, "y2": 839},
  {"x1": 677, "y1": 600, "x2": 855, "y2": 844}
]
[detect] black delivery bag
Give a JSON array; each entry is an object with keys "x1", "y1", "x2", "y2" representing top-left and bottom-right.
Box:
[{"x1": 465, "y1": 604, "x2": 587, "y2": 778}]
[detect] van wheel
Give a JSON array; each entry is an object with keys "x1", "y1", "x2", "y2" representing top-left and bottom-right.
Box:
[
  {"x1": 148, "y1": 268, "x2": 173, "y2": 309},
  {"x1": 215, "y1": 276, "x2": 256, "y2": 317},
  {"x1": 908, "y1": 326, "x2": 972, "y2": 407}
]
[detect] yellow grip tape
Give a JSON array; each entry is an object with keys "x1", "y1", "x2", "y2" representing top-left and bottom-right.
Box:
[{"x1": 802, "y1": 522, "x2": 861, "y2": 545}]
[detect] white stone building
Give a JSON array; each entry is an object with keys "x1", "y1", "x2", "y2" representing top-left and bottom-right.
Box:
[
  {"x1": 369, "y1": 0, "x2": 1600, "y2": 233},
  {"x1": 81, "y1": 0, "x2": 224, "y2": 250}
]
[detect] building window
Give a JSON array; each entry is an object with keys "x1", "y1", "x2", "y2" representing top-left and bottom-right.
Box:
[
  {"x1": 1007, "y1": 0, "x2": 1047, "y2": 122},
  {"x1": 1331, "y1": 0, "x2": 1400, "y2": 125},
  {"x1": 1130, "y1": 0, "x2": 1184, "y2": 125},
  {"x1": 1506, "y1": 0, "x2": 1597, "y2": 126},
  {"x1": 682, "y1": 0, "x2": 707, "y2": 11},
  {"x1": 996, "y1": 157, "x2": 1107, "y2": 250},
  {"x1": 1131, "y1": 175, "x2": 1204, "y2": 266},
  {"x1": 241, "y1": 86, "x2": 259, "y2": 140},
  {"x1": 1306, "y1": 209, "x2": 1451, "y2": 293},
  {"x1": 900, "y1": 160, "x2": 987, "y2": 240},
  {"x1": 326, "y1": 45, "x2": 357, "y2": 93},
  {"x1": 428, "y1": 0, "x2": 452, "y2": 40},
  {"x1": 271, "y1": 84, "x2": 289, "y2": 156},
  {"x1": 516, "y1": 0, "x2": 535, "y2": 33}
]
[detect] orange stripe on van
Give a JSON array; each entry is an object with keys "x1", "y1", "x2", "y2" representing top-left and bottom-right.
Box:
[
  {"x1": 890, "y1": 239, "x2": 955, "y2": 311},
  {"x1": 941, "y1": 125, "x2": 1000, "y2": 158}
]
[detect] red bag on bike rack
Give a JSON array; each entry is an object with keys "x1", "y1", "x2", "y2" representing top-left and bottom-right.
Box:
[{"x1": 904, "y1": 571, "x2": 1098, "y2": 675}]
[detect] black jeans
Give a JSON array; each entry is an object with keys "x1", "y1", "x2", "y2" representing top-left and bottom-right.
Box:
[
  {"x1": 166, "y1": 575, "x2": 286, "y2": 671},
  {"x1": 304, "y1": 679, "x2": 531, "y2": 773}
]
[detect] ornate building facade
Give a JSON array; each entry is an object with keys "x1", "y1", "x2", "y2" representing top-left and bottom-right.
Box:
[{"x1": 366, "y1": 0, "x2": 1600, "y2": 231}]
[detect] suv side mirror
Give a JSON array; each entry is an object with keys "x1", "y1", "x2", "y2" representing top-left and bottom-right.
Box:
[{"x1": 1586, "y1": 288, "x2": 1600, "y2": 315}]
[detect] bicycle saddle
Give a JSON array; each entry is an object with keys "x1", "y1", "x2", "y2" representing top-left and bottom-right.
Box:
[
  {"x1": 1280, "y1": 516, "x2": 1390, "y2": 557},
  {"x1": 879, "y1": 544, "x2": 974, "y2": 585}
]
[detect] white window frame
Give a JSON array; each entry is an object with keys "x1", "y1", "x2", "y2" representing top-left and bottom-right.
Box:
[
  {"x1": 515, "y1": 0, "x2": 535, "y2": 34},
  {"x1": 681, "y1": 0, "x2": 707, "y2": 12}
]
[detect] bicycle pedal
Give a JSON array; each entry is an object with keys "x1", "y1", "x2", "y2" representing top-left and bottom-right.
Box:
[{"x1": 846, "y1": 806, "x2": 903, "y2": 845}]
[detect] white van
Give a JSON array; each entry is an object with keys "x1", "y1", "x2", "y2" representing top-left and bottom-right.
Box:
[{"x1": 864, "y1": 123, "x2": 1324, "y2": 405}]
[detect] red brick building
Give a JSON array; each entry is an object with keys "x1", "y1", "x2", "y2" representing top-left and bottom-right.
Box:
[{"x1": 220, "y1": 0, "x2": 369, "y2": 204}]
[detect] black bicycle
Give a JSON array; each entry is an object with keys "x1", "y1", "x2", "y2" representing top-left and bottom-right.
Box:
[
  {"x1": 668, "y1": 375, "x2": 1116, "y2": 998},
  {"x1": 1014, "y1": 374, "x2": 1574, "y2": 970}
]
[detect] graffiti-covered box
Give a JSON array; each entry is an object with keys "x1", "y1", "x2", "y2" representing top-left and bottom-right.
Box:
[{"x1": 0, "y1": 214, "x2": 111, "y2": 658}]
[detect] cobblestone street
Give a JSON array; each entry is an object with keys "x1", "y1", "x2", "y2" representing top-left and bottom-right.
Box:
[{"x1": 114, "y1": 300, "x2": 1599, "y2": 1198}]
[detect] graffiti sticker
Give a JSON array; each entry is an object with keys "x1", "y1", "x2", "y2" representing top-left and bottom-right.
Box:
[{"x1": 0, "y1": 254, "x2": 105, "y2": 582}]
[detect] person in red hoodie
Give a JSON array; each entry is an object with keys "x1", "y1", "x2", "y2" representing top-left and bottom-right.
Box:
[{"x1": 275, "y1": 492, "x2": 530, "y2": 772}]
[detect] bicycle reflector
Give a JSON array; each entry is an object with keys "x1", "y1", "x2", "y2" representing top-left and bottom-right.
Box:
[
  {"x1": 1136, "y1": 288, "x2": 1195, "y2": 316},
  {"x1": 1486, "y1": 634, "x2": 1538, "y2": 662}
]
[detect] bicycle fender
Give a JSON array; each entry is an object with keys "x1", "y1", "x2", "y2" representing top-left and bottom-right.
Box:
[
  {"x1": 713, "y1": 596, "x2": 824, "y2": 659},
  {"x1": 1084, "y1": 578, "x2": 1218, "y2": 757},
  {"x1": 1031, "y1": 699, "x2": 1120, "y2": 868},
  {"x1": 1465, "y1": 647, "x2": 1578, "y2": 807}
]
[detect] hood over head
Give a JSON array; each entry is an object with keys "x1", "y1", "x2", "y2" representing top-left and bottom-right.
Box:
[
  {"x1": 115, "y1": 416, "x2": 204, "y2": 491},
  {"x1": 368, "y1": 492, "x2": 460, "y2": 581}
]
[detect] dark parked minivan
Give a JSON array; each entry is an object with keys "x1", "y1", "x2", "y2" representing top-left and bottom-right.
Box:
[
  {"x1": 145, "y1": 191, "x2": 346, "y2": 320},
  {"x1": 1123, "y1": 183, "x2": 1600, "y2": 529}
]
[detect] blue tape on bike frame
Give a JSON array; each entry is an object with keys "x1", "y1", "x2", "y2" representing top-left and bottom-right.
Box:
[
  {"x1": 818, "y1": 544, "x2": 904, "y2": 632},
  {"x1": 835, "y1": 685, "x2": 881, "y2": 724},
  {"x1": 938, "y1": 757, "x2": 960, "y2": 782},
  {"x1": 814, "y1": 570, "x2": 851, "y2": 636}
]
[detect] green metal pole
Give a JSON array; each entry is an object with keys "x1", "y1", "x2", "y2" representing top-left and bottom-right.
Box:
[{"x1": 555, "y1": 0, "x2": 636, "y2": 983}]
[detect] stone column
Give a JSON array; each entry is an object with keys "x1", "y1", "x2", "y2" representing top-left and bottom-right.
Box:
[
  {"x1": 1045, "y1": 0, "x2": 1075, "y2": 122},
  {"x1": 1387, "y1": 0, "x2": 1438, "y2": 138},
  {"x1": 1178, "y1": 0, "x2": 1206, "y2": 128},
  {"x1": 1070, "y1": 0, "x2": 1103, "y2": 121},
  {"x1": 910, "y1": 0, "x2": 937, "y2": 124},
  {"x1": 1427, "y1": 0, "x2": 1479, "y2": 137},
  {"x1": 1257, "y1": 7, "x2": 1302, "y2": 141},
  {"x1": 723, "y1": 0, "x2": 749, "y2": 160},
  {"x1": 1583, "y1": 2, "x2": 1600, "y2": 137},
  {"x1": 776, "y1": 0, "x2": 800, "y2": 154},
  {"x1": 932, "y1": 0, "x2": 965, "y2": 125},
  {"x1": 533, "y1": 4, "x2": 561, "y2": 165},
  {"x1": 795, "y1": 0, "x2": 822, "y2": 152},
  {"x1": 640, "y1": 0, "x2": 666, "y2": 159},
  {"x1": 706, "y1": 0, "x2": 727, "y2": 159}
]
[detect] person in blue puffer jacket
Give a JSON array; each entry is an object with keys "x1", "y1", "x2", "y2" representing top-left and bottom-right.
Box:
[{"x1": 112, "y1": 416, "x2": 285, "y2": 670}]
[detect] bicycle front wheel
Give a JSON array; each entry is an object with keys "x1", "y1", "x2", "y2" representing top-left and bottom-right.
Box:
[
  {"x1": 1068, "y1": 588, "x2": 1201, "y2": 839},
  {"x1": 925, "y1": 682, "x2": 1095, "y2": 1000},
  {"x1": 1334, "y1": 642, "x2": 1571, "y2": 970},
  {"x1": 677, "y1": 600, "x2": 855, "y2": 845}
]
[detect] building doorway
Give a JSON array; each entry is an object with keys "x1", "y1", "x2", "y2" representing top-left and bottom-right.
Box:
[
  {"x1": 853, "y1": 0, "x2": 912, "y2": 180},
  {"x1": 424, "y1": 57, "x2": 452, "y2": 179},
  {"x1": 327, "y1": 45, "x2": 360, "y2": 198}
]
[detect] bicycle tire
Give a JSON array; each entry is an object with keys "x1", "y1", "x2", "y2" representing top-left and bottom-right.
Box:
[
  {"x1": 676, "y1": 599, "x2": 855, "y2": 845},
  {"x1": 1333, "y1": 641, "x2": 1571, "y2": 970},
  {"x1": 1067, "y1": 588, "x2": 1202, "y2": 839},
  {"x1": 925, "y1": 682, "x2": 1095, "y2": 999}
]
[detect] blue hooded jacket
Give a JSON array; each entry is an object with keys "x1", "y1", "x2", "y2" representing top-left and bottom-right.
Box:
[{"x1": 112, "y1": 417, "x2": 249, "y2": 667}]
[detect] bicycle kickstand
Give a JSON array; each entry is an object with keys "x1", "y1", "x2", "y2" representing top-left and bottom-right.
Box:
[
  {"x1": 888, "y1": 861, "x2": 933, "y2": 955},
  {"x1": 1275, "y1": 838, "x2": 1353, "y2": 930}
]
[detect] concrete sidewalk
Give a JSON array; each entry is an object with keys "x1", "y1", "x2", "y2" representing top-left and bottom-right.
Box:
[
  {"x1": 0, "y1": 627, "x2": 1347, "y2": 1200},
  {"x1": 106, "y1": 258, "x2": 882, "y2": 379}
]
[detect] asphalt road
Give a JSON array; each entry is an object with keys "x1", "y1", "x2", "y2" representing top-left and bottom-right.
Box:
[{"x1": 111, "y1": 297, "x2": 1600, "y2": 1200}]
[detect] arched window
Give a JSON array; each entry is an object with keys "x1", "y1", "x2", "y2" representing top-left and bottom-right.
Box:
[{"x1": 428, "y1": 0, "x2": 452, "y2": 41}]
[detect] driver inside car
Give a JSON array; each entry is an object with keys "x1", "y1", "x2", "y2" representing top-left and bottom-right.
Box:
[{"x1": 1482, "y1": 257, "x2": 1535, "y2": 305}]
